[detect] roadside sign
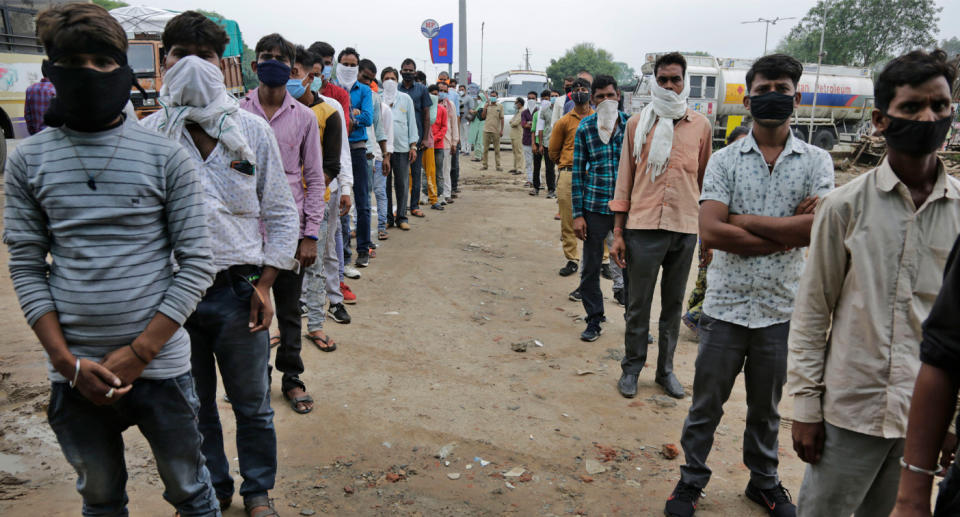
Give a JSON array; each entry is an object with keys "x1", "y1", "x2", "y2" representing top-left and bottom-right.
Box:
[{"x1": 421, "y1": 19, "x2": 440, "y2": 38}]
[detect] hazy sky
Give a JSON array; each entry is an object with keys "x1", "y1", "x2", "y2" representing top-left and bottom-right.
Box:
[{"x1": 140, "y1": 0, "x2": 958, "y2": 87}]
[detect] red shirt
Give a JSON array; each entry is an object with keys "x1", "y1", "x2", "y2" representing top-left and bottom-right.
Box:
[
  {"x1": 431, "y1": 103, "x2": 448, "y2": 149},
  {"x1": 321, "y1": 82, "x2": 351, "y2": 122}
]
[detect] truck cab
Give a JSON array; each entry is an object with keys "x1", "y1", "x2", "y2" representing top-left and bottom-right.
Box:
[{"x1": 127, "y1": 37, "x2": 163, "y2": 117}]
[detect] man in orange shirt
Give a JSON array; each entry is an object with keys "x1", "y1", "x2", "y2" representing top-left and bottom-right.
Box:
[{"x1": 609, "y1": 53, "x2": 712, "y2": 400}]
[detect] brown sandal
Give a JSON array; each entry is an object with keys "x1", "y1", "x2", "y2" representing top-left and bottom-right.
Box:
[
  {"x1": 411, "y1": 209, "x2": 425, "y2": 217},
  {"x1": 307, "y1": 333, "x2": 337, "y2": 352}
]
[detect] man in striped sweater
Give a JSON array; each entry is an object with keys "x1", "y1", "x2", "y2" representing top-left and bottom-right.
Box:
[{"x1": 3, "y1": 4, "x2": 220, "y2": 515}]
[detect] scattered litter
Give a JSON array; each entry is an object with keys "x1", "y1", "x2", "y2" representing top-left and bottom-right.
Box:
[
  {"x1": 383, "y1": 311, "x2": 400, "y2": 315},
  {"x1": 466, "y1": 464, "x2": 473, "y2": 470},
  {"x1": 576, "y1": 369, "x2": 595, "y2": 376},
  {"x1": 534, "y1": 340, "x2": 544, "y2": 347},
  {"x1": 511, "y1": 341, "x2": 529, "y2": 352},
  {"x1": 385, "y1": 473, "x2": 402, "y2": 483},
  {"x1": 529, "y1": 434, "x2": 535, "y2": 440},
  {"x1": 647, "y1": 395, "x2": 678, "y2": 408},
  {"x1": 436, "y1": 443, "x2": 457, "y2": 459},
  {"x1": 579, "y1": 475, "x2": 594, "y2": 483},
  {"x1": 628, "y1": 401, "x2": 645, "y2": 408},
  {"x1": 381, "y1": 442, "x2": 391, "y2": 448},
  {"x1": 299, "y1": 509, "x2": 316, "y2": 516},
  {"x1": 504, "y1": 466, "x2": 526, "y2": 477},
  {"x1": 447, "y1": 473, "x2": 461, "y2": 480},
  {"x1": 445, "y1": 461, "x2": 450, "y2": 466},
  {"x1": 585, "y1": 459, "x2": 607, "y2": 475},
  {"x1": 635, "y1": 467, "x2": 643, "y2": 471},
  {"x1": 505, "y1": 481, "x2": 516, "y2": 489},
  {"x1": 507, "y1": 405, "x2": 520, "y2": 410},
  {"x1": 343, "y1": 485, "x2": 354, "y2": 495},
  {"x1": 475, "y1": 457, "x2": 491, "y2": 467},
  {"x1": 661, "y1": 444, "x2": 680, "y2": 460},
  {"x1": 626, "y1": 480, "x2": 643, "y2": 488},
  {"x1": 562, "y1": 413, "x2": 570, "y2": 418}
]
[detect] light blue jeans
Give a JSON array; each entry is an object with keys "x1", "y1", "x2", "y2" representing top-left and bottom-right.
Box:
[{"x1": 373, "y1": 159, "x2": 387, "y2": 232}]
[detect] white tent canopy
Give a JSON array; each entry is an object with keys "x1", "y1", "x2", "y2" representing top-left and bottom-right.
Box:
[{"x1": 109, "y1": 6, "x2": 180, "y2": 35}]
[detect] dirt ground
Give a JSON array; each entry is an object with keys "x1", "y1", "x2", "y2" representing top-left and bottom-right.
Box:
[{"x1": 0, "y1": 154, "x2": 813, "y2": 516}]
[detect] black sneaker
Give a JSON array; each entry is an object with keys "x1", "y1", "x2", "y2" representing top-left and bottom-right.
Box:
[
  {"x1": 665, "y1": 480, "x2": 703, "y2": 517},
  {"x1": 545, "y1": 190, "x2": 557, "y2": 199},
  {"x1": 559, "y1": 261, "x2": 579, "y2": 277},
  {"x1": 613, "y1": 288, "x2": 625, "y2": 306},
  {"x1": 355, "y1": 252, "x2": 370, "y2": 268},
  {"x1": 529, "y1": 189, "x2": 539, "y2": 196},
  {"x1": 328, "y1": 303, "x2": 351, "y2": 324},
  {"x1": 580, "y1": 321, "x2": 602, "y2": 342},
  {"x1": 569, "y1": 289, "x2": 582, "y2": 302},
  {"x1": 431, "y1": 203, "x2": 444, "y2": 210},
  {"x1": 745, "y1": 482, "x2": 796, "y2": 517},
  {"x1": 601, "y1": 263, "x2": 612, "y2": 280}
]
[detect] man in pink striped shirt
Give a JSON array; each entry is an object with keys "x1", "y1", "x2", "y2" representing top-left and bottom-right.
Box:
[{"x1": 241, "y1": 33, "x2": 325, "y2": 416}]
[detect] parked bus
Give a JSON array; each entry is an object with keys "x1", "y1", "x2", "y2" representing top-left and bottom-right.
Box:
[{"x1": 492, "y1": 70, "x2": 549, "y2": 98}]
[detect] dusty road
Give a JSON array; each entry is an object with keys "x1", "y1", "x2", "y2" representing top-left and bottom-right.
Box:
[{"x1": 0, "y1": 155, "x2": 806, "y2": 516}]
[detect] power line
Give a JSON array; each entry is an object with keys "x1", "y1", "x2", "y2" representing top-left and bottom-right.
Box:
[{"x1": 741, "y1": 16, "x2": 797, "y2": 55}]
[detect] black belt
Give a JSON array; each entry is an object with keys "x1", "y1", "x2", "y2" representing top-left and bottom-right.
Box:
[{"x1": 211, "y1": 265, "x2": 261, "y2": 290}]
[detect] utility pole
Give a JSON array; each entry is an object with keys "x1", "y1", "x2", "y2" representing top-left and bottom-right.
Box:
[
  {"x1": 458, "y1": 0, "x2": 466, "y2": 85},
  {"x1": 741, "y1": 16, "x2": 796, "y2": 55},
  {"x1": 809, "y1": 5, "x2": 827, "y2": 143},
  {"x1": 524, "y1": 47, "x2": 531, "y2": 70},
  {"x1": 480, "y1": 21, "x2": 485, "y2": 88}
]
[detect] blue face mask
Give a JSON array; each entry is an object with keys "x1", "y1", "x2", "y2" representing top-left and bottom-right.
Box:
[
  {"x1": 550, "y1": 97, "x2": 557, "y2": 106},
  {"x1": 322, "y1": 65, "x2": 332, "y2": 80},
  {"x1": 286, "y1": 78, "x2": 306, "y2": 99},
  {"x1": 311, "y1": 76, "x2": 323, "y2": 92},
  {"x1": 257, "y1": 59, "x2": 291, "y2": 87},
  {"x1": 439, "y1": 92, "x2": 447, "y2": 101}
]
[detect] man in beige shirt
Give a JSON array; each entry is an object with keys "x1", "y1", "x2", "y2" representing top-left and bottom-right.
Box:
[
  {"x1": 480, "y1": 90, "x2": 504, "y2": 171},
  {"x1": 788, "y1": 49, "x2": 960, "y2": 517},
  {"x1": 509, "y1": 97, "x2": 525, "y2": 173},
  {"x1": 609, "y1": 53, "x2": 712, "y2": 400}
]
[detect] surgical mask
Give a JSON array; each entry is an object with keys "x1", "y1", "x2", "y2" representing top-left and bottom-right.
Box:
[
  {"x1": 748, "y1": 91, "x2": 795, "y2": 126},
  {"x1": 488, "y1": 95, "x2": 497, "y2": 102},
  {"x1": 286, "y1": 78, "x2": 306, "y2": 99},
  {"x1": 383, "y1": 79, "x2": 398, "y2": 104},
  {"x1": 439, "y1": 92, "x2": 447, "y2": 101},
  {"x1": 551, "y1": 97, "x2": 557, "y2": 106},
  {"x1": 311, "y1": 76, "x2": 323, "y2": 92},
  {"x1": 541, "y1": 99, "x2": 550, "y2": 111},
  {"x1": 571, "y1": 91, "x2": 590, "y2": 105},
  {"x1": 322, "y1": 64, "x2": 332, "y2": 80},
  {"x1": 42, "y1": 60, "x2": 133, "y2": 131},
  {"x1": 882, "y1": 113, "x2": 953, "y2": 156},
  {"x1": 336, "y1": 64, "x2": 358, "y2": 88},
  {"x1": 256, "y1": 59, "x2": 290, "y2": 87},
  {"x1": 401, "y1": 71, "x2": 415, "y2": 83}
]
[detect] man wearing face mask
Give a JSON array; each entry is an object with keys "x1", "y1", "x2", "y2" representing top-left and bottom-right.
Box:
[
  {"x1": 521, "y1": 91, "x2": 538, "y2": 182},
  {"x1": 569, "y1": 75, "x2": 629, "y2": 342},
  {"x1": 660, "y1": 54, "x2": 834, "y2": 517},
  {"x1": 480, "y1": 89, "x2": 504, "y2": 171},
  {"x1": 143, "y1": 13, "x2": 303, "y2": 516},
  {"x1": 532, "y1": 88, "x2": 557, "y2": 197},
  {"x1": 789, "y1": 50, "x2": 960, "y2": 517},
  {"x1": 308, "y1": 41, "x2": 352, "y2": 123},
  {"x1": 5, "y1": 6, "x2": 221, "y2": 515},
  {"x1": 359, "y1": 59, "x2": 391, "y2": 241},
  {"x1": 438, "y1": 81, "x2": 460, "y2": 205},
  {"x1": 381, "y1": 67, "x2": 419, "y2": 232},
  {"x1": 609, "y1": 52, "x2": 712, "y2": 402},
  {"x1": 399, "y1": 58, "x2": 433, "y2": 218},
  {"x1": 334, "y1": 47, "x2": 374, "y2": 268}
]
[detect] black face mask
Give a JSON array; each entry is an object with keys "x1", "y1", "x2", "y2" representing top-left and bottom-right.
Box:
[
  {"x1": 401, "y1": 72, "x2": 415, "y2": 84},
  {"x1": 564, "y1": 86, "x2": 572, "y2": 94},
  {"x1": 42, "y1": 61, "x2": 132, "y2": 131},
  {"x1": 748, "y1": 91, "x2": 795, "y2": 126},
  {"x1": 571, "y1": 91, "x2": 590, "y2": 105},
  {"x1": 882, "y1": 113, "x2": 953, "y2": 156}
]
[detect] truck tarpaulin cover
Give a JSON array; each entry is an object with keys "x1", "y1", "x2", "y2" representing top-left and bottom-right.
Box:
[
  {"x1": 429, "y1": 23, "x2": 453, "y2": 65},
  {"x1": 110, "y1": 6, "x2": 244, "y2": 58}
]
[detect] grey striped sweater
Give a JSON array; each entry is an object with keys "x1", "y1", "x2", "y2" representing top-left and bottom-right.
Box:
[{"x1": 3, "y1": 118, "x2": 215, "y2": 382}]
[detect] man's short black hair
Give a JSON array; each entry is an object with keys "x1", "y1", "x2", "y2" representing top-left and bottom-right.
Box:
[
  {"x1": 163, "y1": 11, "x2": 228, "y2": 58},
  {"x1": 449, "y1": 78, "x2": 458, "y2": 85},
  {"x1": 294, "y1": 45, "x2": 316, "y2": 68},
  {"x1": 745, "y1": 53, "x2": 803, "y2": 93},
  {"x1": 308, "y1": 41, "x2": 334, "y2": 59},
  {"x1": 381, "y1": 66, "x2": 398, "y2": 81},
  {"x1": 401, "y1": 58, "x2": 417, "y2": 69},
  {"x1": 726, "y1": 125, "x2": 750, "y2": 146},
  {"x1": 591, "y1": 74, "x2": 618, "y2": 95},
  {"x1": 415, "y1": 70, "x2": 427, "y2": 83},
  {"x1": 654, "y1": 52, "x2": 687, "y2": 77},
  {"x1": 515, "y1": 96, "x2": 524, "y2": 105},
  {"x1": 527, "y1": 90, "x2": 538, "y2": 98},
  {"x1": 540, "y1": 89, "x2": 552, "y2": 98},
  {"x1": 564, "y1": 75, "x2": 576, "y2": 84},
  {"x1": 358, "y1": 58, "x2": 376, "y2": 75},
  {"x1": 337, "y1": 46, "x2": 359, "y2": 63},
  {"x1": 255, "y1": 33, "x2": 295, "y2": 64},
  {"x1": 571, "y1": 77, "x2": 590, "y2": 90},
  {"x1": 875, "y1": 49, "x2": 956, "y2": 113},
  {"x1": 427, "y1": 84, "x2": 439, "y2": 94}
]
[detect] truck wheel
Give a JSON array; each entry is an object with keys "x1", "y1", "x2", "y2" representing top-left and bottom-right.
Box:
[{"x1": 812, "y1": 129, "x2": 836, "y2": 150}]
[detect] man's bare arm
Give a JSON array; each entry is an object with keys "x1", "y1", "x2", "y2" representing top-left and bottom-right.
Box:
[
  {"x1": 700, "y1": 200, "x2": 788, "y2": 256},
  {"x1": 728, "y1": 214, "x2": 814, "y2": 248}
]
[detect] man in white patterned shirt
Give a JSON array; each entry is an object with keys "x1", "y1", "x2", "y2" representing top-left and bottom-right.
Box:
[
  {"x1": 141, "y1": 13, "x2": 299, "y2": 516},
  {"x1": 664, "y1": 54, "x2": 834, "y2": 517}
]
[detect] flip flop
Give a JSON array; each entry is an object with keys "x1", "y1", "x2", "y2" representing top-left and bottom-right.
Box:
[
  {"x1": 269, "y1": 335, "x2": 280, "y2": 348},
  {"x1": 411, "y1": 209, "x2": 425, "y2": 217},
  {"x1": 307, "y1": 333, "x2": 337, "y2": 352},
  {"x1": 244, "y1": 496, "x2": 279, "y2": 517},
  {"x1": 283, "y1": 390, "x2": 314, "y2": 414},
  {"x1": 378, "y1": 230, "x2": 389, "y2": 240}
]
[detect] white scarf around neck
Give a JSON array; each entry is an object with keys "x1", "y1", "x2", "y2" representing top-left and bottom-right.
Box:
[
  {"x1": 634, "y1": 78, "x2": 689, "y2": 182},
  {"x1": 156, "y1": 56, "x2": 256, "y2": 164}
]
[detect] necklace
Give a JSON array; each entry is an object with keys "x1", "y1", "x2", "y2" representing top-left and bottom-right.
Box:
[{"x1": 66, "y1": 135, "x2": 122, "y2": 191}]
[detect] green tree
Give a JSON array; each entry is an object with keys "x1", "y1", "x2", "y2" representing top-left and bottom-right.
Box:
[
  {"x1": 776, "y1": 0, "x2": 941, "y2": 67},
  {"x1": 612, "y1": 61, "x2": 636, "y2": 85},
  {"x1": 942, "y1": 36, "x2": 960, "y2": 57},
  {"x1": 92, "y1": 0, "x2": 129, "y2": 9},
  {"x1": 546, "y1": 43, "x2": 620, "y2": 90}
]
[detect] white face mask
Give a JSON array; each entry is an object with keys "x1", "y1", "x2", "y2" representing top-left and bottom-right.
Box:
[
  {"x1": 161, "y1": 55, "x2": 226, "y2": 107},
  {"x1": 525, "y1": 99, "x2": 537, "y2": 112},
  {"x1": 383, "y1": 79, "x2": 398, "y2": 104},
  {"x1": 541, "y1": 99, "x2": 550, "y2": 112},
  {"x1": 336, "y1": 64, "x2": 358, "y2": 88},
  {"x1": 596, "y1": 99, "x2": 619, "y2": 145}
]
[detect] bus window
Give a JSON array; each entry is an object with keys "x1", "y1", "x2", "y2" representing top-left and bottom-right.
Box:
[
  {"x1": 128, "y1": 44, "x2": 155, "y2": 76},
  {"x1": 689, "y1": 75, "x2": 703, "y2": 98}
]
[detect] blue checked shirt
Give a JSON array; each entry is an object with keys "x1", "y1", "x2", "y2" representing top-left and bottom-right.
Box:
[{"x1": 571, "y1": 111, "x2": 630, "y2": 219}]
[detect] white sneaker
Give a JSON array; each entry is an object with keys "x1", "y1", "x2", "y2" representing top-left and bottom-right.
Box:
[{"x1": 344, "y1": 265, "x2": 362, "y2": 279}]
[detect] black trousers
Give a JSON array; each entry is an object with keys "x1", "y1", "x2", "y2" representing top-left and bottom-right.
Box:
[
  {"x1": 577, "y1": 210, "x2": 615, "y2": 323},
  {"x1": 450, "y1": 142, "x2": 461, "y2": 191},
  {"x1": 273, "y1": 258, "x2": 306, "y2": 393},
  {"x1": 532, "y1": 151, "x2": 556, "y2": 192}
]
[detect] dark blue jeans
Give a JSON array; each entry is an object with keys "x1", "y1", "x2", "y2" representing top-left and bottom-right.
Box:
[
  {"x1": 351, "y1": 146, "x2": 371, "y2": 256},
  {"x1": 185, "y1": 271, "x2": 276, "y2": 503},
  {"x1": 388, "y1": 151, "x2": 411, "y2": 225},
  {"x1": 410, "y1": 147, "x2": 423, "y2": 211},
  {"x1": 48, "y1": 373, "x2": 219, "y2": 516}
]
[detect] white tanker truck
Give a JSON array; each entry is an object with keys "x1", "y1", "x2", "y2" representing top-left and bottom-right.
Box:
[{"x1": 631, "y1": 53, "x2": 875, "y2": 150}]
